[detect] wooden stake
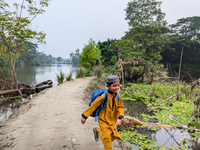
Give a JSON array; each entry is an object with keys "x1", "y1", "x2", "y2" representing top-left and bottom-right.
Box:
[{"x1": 177, "y1": 47, "x2": 184, "y2": 100}]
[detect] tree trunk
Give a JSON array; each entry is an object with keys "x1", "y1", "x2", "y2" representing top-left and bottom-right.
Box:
[{"x1": 8, "y1": 48, "x2": 18, "y2": 89}]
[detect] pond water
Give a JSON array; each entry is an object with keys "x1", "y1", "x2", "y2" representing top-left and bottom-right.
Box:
[
  {"x1": 16, "y1": 64, "x2": 77, "y2": 86},
  {"x1": 123, "y1": 100, "x2": 200, "y2": 150},
  {"x1": 0, "y1": 64, "x2": 77, "y2": 124}
]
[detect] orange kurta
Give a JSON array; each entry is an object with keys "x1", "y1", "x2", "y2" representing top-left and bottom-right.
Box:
[{"x1": 82, "y1": 92, "x2": 124, "y2": 150}]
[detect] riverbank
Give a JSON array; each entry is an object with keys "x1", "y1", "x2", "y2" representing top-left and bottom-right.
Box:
[{"x1": 0, "y1": 77, "x2": 122, "y2": 150}]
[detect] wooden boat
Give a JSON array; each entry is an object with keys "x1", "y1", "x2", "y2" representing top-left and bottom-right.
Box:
[
  {"x1": 35, "y1": 80, "x2": 53, "y2": 93},
  {"x1": 18, "y1": 83, "x2": 35, "y2": 94},
  {"x1": 0, "y1": 89, "x2": 21, "y2": 98}
]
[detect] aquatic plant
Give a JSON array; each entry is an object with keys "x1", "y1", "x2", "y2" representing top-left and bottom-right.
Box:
[{"x1": 120, "y1": 81, "x2": 200, "y2": 128}]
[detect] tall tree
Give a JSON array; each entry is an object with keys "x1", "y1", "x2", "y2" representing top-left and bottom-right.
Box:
[
  {"x1": 0, "y1": 0, "x2": 50, "y2": 89},
  {"x1": 69, "y1": 49, "x2": 80, "y2": 66},
  {"x1": 98, "y1": 39, "x2": 118, "y2": 66},
  {"x1": 124, "y1": 0, "x2": 168, "y2": 63},
  {"x1": 79, "y1": 38, "x2": 101, "y2": 70},
  {"x1": 170, "y1": 16, "x2": 200, "y2": 41},
  {"x1": 161, "y1": 17, "x2": 200, "y2": 80}
]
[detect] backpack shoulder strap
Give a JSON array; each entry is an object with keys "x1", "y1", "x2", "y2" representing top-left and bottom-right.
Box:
[
  {"x1": 95, "y1": 90, "x2": 108, "y2": 122},
  {"x1": 116, "y1": 92, "x2": 119, "y2": 102}
]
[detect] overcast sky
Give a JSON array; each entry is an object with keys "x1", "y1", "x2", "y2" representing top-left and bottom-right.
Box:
[{"x1": 11, "y1": 0, "x2": 200, "y2": 58}]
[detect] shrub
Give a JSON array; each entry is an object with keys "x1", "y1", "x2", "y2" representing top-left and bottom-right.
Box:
[
  {"x1": 56, "y1": 71, "x2": 65, "y2": 84},
  {"x1": 76, "y1": 66, "x2": 85, "y2": 78},
  {"x1": 0, "y1": 65, "x2": 11, "y2": 90},
  {"x1": 66, "y1": 72, "x2": 73, "y2": 81},
  {"x1": 94, "y1": 66, "x2": 102, "y2": 78}
]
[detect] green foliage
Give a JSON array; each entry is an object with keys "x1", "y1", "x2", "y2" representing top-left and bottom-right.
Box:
[
  {"x1": 161, "y1": 32, "x2": 200, "y2": 80},
  {"x1": 150, "y1": 126, "x2": 159, "y2": 131},
  {"x1": 120, "y1": 81, "x2": 200, "y2": 127},
  {"x1": 124, "y1": 0, "x2": 168, "y2": 63},
  {"x1": 35, "y1": 52, "x2": 54, "y2": 64},
  {"x1": 56, "y1": 71, "x2": 65, "y2": 84},
  {"x1": 76, "y1": 67, "x2": 85, "y2": 78},
  {"x1": 56, "y1": 57, "x2": 62, "y2": 62},
  {"x1": 93, "y1": 66, "x2": 103, "y2": 78},
  {"x1": 0, "y1": 65, "x2": 11, "y2": 90},
  {"x1": 70, "y1": 49, "x2": 80, "y2": 66},
  {"x1": 170, "y1": 16, "x2": 200, "y2": 41},
  {"x1": 0, "y1": 0, "x2": 50, "y2": 89},
  {"x1": 79, "y1": 38, "x2": 101, "y2": 70},
  {"x1": 66, "y1": 72, "x2": 73, "y2": 81},
  {"x1": 119, "y1": 129, "x2": 158, "y2": 150},
  {"x1": 98, "y1": 39, "x2": 118, "y2": 66}
]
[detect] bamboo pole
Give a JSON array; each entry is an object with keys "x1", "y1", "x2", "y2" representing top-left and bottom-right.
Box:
[{"x1": 177, "y1": 47, "x2": 184, "y2": 100}]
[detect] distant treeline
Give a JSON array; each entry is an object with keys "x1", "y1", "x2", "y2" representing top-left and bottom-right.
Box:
[{"x1": 0, "y1": 42, "x2": 71, "y2": 67}]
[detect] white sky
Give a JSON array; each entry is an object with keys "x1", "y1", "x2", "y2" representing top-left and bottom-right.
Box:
[{"x1": 8, "y1": 0, "x2": 200, "y2": 58}]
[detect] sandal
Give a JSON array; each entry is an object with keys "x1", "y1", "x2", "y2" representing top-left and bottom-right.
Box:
[{"x1": 93, "y1": 128, "x2": 100, "y2": 142}]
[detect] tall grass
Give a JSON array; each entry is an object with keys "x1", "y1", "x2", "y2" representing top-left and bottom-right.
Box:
[
  {"x1": 93, "y1": 66, "x2": 102, "y2": 78},
  {"x1": 66, "y1": 72, "x2": 73, "y2": 81},
  {"x1": 56, "y1": 71, "x2": 65, "y2": 84},
  {"x1": 76, "y1": 67, "x2": 85, "y2": 78}
]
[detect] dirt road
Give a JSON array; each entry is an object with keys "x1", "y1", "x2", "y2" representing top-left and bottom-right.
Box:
[{"x1": 0, "y1": 77, "x2": 122, "y2": 150}]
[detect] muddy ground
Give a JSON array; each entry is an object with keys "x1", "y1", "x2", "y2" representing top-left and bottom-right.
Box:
[{"x1": 0, "y1": 77, "x2": 124, "y2": 150}]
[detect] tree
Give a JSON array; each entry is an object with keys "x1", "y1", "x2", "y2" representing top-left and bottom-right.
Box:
[
  {"x1": 170, "y1": 16, "x2": 200, "y2": 41},
  {"x1": 69, "y1": 49, "x2": 80, "y2": 66},
  {"x1": 79, "y1": 38, "x2": 101, "y2": 70},
  {"x1": 98, "y1": 39, "x2": 118, "y2": 66},
  {"x1": 124, "y1": 0, "x2": 168, "y2": 63},
  {"x1": 0, "y1": 0, "x2": 49, "y2": 89},
  {"x1": 57, "y1": 57, "x2": 62, "y2": 62}
]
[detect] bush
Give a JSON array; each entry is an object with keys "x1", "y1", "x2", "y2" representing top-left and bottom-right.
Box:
[
  {"x1": 56, "y1": 71, "x2": 65, "y2": 84},
  {"x1": 66, "y1": 72, "x2": 73, "y2": 81},
  {"x1": 76, "y1": 66, "x2": 85, "y2": 78},
  {"x1": 0, "y1": 65, "x2": 11, "y2": 90},
  {"x1": 94, "y1": 66, "x2": 102, "y2": 78}
]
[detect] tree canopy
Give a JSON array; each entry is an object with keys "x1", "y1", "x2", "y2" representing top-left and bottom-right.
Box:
[
  {"x1": 124, "y1": 0, "x2": 168, "y2": 63},
  {"x1": 79, "y1": 39, "x2": 101, "y2": 70},
  {"x1": 0, "y1": 0, "x2": 50, "y2": 89}
]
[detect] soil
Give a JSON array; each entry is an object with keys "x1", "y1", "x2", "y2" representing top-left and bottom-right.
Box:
[{"x1": 0, "y1": 77, "x2": 123, "y2": 150}]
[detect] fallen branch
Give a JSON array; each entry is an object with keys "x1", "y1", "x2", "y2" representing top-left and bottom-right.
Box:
[{"x1": 122, "y1": 116, "x2": 200, "y2": 132}]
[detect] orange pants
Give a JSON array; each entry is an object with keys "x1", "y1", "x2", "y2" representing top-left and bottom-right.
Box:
[{"x1": 97, "y1": 126, "x2": 122, "y2": 150}]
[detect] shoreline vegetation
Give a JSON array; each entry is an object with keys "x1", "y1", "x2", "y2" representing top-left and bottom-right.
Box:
[{"x1": 84, "y1": 75, "x2": 200, "y2": 150}]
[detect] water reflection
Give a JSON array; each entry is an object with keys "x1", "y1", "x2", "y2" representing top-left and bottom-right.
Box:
[
  {"x1": 123, "y1": 100, "x2": 200, "y2": 150},
  {"x1": 16, "y1": 64, "x2": 77, "y2": 86},
  {"x1": 0, "y1": 99, "x2": 20, "y2": 124}
]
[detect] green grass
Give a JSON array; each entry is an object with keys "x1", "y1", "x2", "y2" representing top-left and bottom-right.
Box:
[
  {"x1": 93, "y1": 66, "x2": 103, "y2": 78},
  {"x1": 66, "y1": 72, "x2": 73, "y2": 81},
  {"x1": 56, "y1": 71, "x2": 65, "y2": 84}
]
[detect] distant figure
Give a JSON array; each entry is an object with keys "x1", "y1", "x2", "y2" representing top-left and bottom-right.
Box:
[
  {"x1": 81, "y1": 75, "x2": 125, "y2": 150},
  {"x1": 95, "y1": 60, "x2": 100, "y2": 66}
]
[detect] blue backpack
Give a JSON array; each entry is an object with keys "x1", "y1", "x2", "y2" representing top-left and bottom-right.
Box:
[{"x1": 89, "y1": 89, "x2": 119, "y2": 122}]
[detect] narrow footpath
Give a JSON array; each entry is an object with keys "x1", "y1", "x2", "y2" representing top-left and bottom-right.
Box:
[{"x1": 0, "y1": 77, "x2": 122, "y2": 150}]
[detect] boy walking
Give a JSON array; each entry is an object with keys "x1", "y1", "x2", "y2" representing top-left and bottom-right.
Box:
[{"x1": 81, "y1": 75, "x2": 124, "y2": 150}]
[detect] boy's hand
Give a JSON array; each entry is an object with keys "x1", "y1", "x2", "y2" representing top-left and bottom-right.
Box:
[
  {"x1": 121, "y1": 118, "x2": 125, "y2": 124},
  {"x1": 81, "y1": 117, "x2": 86, "y2": 124},
  {"x1": 117, "y1": 118, "x2": 125, "y2": 125}
]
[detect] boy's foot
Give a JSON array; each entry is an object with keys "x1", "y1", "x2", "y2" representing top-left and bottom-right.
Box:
[{"x1": 93, "y1": 128, "x2": 99, "y2": 142}]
